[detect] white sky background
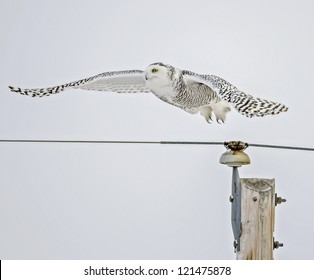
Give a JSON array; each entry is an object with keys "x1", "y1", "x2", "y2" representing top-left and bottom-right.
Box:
[{"x1": 0, "y1": 0, "x2": 313, "y2": 259}]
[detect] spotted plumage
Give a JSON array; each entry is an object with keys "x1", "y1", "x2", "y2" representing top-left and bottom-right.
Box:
[{"x1": 9, "y1": 62, "x2": 288, "y2": 123}]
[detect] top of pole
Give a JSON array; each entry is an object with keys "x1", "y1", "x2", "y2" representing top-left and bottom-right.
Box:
[{"x1": 220, "y1": 141, "x2": 251, "y2": 167}]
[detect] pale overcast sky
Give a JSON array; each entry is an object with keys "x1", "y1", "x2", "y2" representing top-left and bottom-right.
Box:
[{"x1": 0, "y1": 0, "x2": 313, "y2": 259}]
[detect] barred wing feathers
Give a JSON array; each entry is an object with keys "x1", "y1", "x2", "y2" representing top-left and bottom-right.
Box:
[
  {"x1": 9, "y1": 70, "x2": 150, "y2": 97},
  {"x1": 182, "y1": 70, "x2": 288, "y2": 117}
]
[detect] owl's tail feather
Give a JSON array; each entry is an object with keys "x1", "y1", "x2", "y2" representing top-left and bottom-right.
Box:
[{"x1": 230, "y1": 91, "x2": 288, "y2": 118}]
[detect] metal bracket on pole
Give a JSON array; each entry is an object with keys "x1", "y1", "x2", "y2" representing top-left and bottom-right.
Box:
[
  {"x1": 231, "y1": 167, "x2": 242, "y2": 251},
  {"x1": 220, "y1": 141, "x2": 250, "y2": 253}
]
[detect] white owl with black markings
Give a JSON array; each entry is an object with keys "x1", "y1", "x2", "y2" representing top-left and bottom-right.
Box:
[{"x1": 9, "y1": 62, "x2": 288, "y2": 123}]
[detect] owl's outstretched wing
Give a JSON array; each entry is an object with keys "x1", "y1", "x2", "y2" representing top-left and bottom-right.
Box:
[
  {"x1": 9, "y1": 70, "x2": 150, "y2": 97},
  {"x1": 182, "y1": 70, "x2": 288, "y2": 117}
]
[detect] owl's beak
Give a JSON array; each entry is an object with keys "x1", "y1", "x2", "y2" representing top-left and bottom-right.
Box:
[{"x1": 145, "y1": 73, "x2": 148, "y2": 80}]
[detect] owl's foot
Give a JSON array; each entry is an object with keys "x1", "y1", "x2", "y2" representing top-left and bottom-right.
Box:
[
  {"x1": 212, "y1": 100, "x2": 231, "y2": 124},
  {"x1": 200, "y1": 106, "x2": 213, "y2": 124}
]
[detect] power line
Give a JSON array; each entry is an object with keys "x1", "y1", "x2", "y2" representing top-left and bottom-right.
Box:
[
  {"x1": 0, "y1": 139, "x2": 161, "y2": 145},
  {"x1": 248, "y1": 143, "x2": 314, "y2": 152},
  {"x1": 0, "y1": 139, "x2": 313, "y2": 152},
  {"x1": 163, "y1": 141, "x2": 314, "y2": 152},
  {"x1": 0, "y1": 139, "x2": 223, "y2": 145}
]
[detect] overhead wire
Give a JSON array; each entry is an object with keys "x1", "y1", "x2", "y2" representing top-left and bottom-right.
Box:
[{"x1": 0, "y1": 139, "x2": 313, "y2": 152}]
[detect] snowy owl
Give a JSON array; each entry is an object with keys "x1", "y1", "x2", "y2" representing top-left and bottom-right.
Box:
[{"x1": 9, "y1": 62, "x2": 288, "y2": 123}]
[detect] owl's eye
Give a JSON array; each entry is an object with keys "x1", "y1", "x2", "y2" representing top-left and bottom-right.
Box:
[{"x1": 152, "y1": 68, "x2": 158, "y2": 73}]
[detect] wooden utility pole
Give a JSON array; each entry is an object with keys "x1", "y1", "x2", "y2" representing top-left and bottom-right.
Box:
[
  {"x1": 238, "y1": 178, "x2": 275, "y2": 260},
  {"x1": 220, "y1": 141, "x2": 285, "y2": 260}
]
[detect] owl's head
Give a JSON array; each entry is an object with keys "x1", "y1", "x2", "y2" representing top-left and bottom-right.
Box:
[{"x1": 144, "y1": 63, "x2": 177, "y2": 84}]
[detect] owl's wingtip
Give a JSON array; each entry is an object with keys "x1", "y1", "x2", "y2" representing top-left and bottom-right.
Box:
[{"x1": 8, "y1": 86, "x2": 20, "y2": 93}]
